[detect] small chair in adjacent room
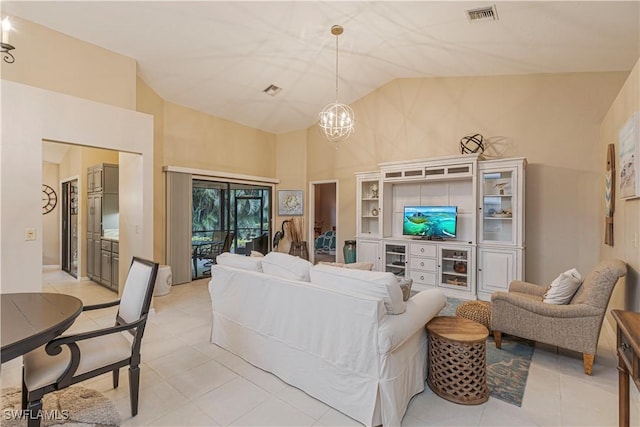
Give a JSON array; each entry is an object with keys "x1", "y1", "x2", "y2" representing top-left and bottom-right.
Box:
[
  {"x1": 491, "y1": 259, "x2": 626, "y2": 375},
  {"x1": 21, "y1": 257, "x2": 159, "y2": 427}
]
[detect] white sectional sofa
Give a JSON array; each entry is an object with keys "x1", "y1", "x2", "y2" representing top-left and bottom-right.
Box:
[{"x1": 208, "y1": 252, "x2": 446, "y2": 426}]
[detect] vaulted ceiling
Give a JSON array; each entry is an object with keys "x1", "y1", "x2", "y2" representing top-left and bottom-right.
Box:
[{"x1": 5, "y1": 1, "x2": 639, "y2": 134}]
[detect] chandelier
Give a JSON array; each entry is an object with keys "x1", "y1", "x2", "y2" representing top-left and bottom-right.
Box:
[
  {"x1": 319, "y1": 25, "x2": 354, "y2": 145},
  {"x1": 1, "y1": 17, "x2": 15, "y2": 64}
]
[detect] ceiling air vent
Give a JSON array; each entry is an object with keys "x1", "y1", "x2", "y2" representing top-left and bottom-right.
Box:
[
  {"x1": 466, "y1": 5, "x2": 498, "y2": 22},
  {"x1": 263, "y1": 84, "x2": 282, "y2": 96}
]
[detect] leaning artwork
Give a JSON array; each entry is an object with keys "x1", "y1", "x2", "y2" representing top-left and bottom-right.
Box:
[{"x1": 619, "y1": 111, "x2": 640, "y2": 199}]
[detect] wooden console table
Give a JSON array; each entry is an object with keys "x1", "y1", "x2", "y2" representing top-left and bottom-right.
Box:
[{"x1": 612, "y1": 309, "x2": 640, "y2": 427}]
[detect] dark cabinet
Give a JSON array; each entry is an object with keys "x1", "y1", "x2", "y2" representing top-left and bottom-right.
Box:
[
  {"x1": 87, "y1": 237, "x2": 94, "y2": 277},
  {"x1": 87, "y1": 163, "x2": 118, "y2": 292},
  {"x1": 101, "y1": 249, "x2": 111, "y2": 286}
]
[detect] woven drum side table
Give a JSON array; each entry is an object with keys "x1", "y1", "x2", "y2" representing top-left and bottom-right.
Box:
[{"x1": 426, "y1": 316, "x2": 489, "y2": 405}]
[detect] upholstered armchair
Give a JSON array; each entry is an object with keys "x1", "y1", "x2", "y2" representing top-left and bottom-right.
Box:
[
  {"x1": 22, "y1": 257, "x2": 159, "y2": 427},
  {"x1": 491, "y1": 259, "x2": 626, "y2": 375}
]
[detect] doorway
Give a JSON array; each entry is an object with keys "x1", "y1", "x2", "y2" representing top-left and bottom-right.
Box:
[
  {"x1": 309, "y1": 181, "x2": 338, "y2": 264},
  {"x1": 61, "y1": 178, "x2": 79, "y2": 278}
]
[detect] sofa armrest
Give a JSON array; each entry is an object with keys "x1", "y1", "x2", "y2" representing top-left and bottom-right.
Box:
[
  {"x1": 492, "y1": 291, "x2": 601, "y2": 318},
  {"x1": 507, "y1": 280, "x2": 547, "y2": 297},
  {"x1": 378, "y1": 289, "x2": 446, "y2": 354}
]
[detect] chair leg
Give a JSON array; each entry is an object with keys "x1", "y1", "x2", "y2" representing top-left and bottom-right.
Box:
[
  {"x1": 493, "y1": 331, "x2": 502, "y2": 349},
  {"x1": 113, "y1": 369, "x2": 120, "y2": 388},
  {"x1": 26, "y1": 399, "x2": 42, "y2": 427},
  {"x1": 129, "y1": 365, "x2": 140, "y2": 417},
  {"x1": 583, "y1": 353, "x2": 595, "y2": 375}
]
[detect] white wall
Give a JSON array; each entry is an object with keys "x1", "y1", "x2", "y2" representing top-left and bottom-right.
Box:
[{"x1": 0, "y1": 80, "x2": 153, "y2": 293}]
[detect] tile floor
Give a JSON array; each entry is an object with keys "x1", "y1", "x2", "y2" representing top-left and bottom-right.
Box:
[{"x1": 1, "y1": 269, "x2": 638, "y2": 426}]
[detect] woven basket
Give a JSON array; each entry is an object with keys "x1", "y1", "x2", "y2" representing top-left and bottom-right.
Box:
[{"x1": 455, "y1": 300, "x2": 492, "y2": 330}]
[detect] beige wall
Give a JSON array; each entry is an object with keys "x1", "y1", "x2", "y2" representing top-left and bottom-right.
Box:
[
  {"x1": 599, "y1": 58, "x2": 640, "y2": 322},
  {"x1": 1, "y1": 17, "x2": 136, "y2": 110},
  {"x1": 307, "y1": 72, "x2": 628, "y2": 283},
  {"x1": 274, "y1": 130, "x2": 308, "y2": 253},
  {"x1": 42, "y1": 162, "x2": 60, "y2": 265},
  {"x1": 163, "y1": 102, "x2": 276, "y2": 176},
  {"x1": 136, "y1": 78, "x2": 166, "y2": 263}
]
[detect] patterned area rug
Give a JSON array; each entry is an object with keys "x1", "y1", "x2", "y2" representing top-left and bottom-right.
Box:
[
  {"x1": 1, "y1": 386, "x2": 120, "y2": 426},
  {"x1": 439, "y1": 297, "x2": 534, "y2": 407}
]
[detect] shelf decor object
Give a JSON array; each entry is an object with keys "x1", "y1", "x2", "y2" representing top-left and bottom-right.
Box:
[
  {"x1": 1, "y1": 17, "x2": 15, "y2": 64},
  {"x1": 460, "y1": 133, "x2": 485, "y2": 155},
  {"x1": 343, "y1": 240, "x2": 357, "y2": 264},
  {"x1": 319, "y1": 25, "x2": 354, "y2": 146}
]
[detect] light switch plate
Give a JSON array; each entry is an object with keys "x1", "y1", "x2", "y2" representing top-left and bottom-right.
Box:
[{"x1": 25, "y1": 228, "x2": 36, "y2": 241}]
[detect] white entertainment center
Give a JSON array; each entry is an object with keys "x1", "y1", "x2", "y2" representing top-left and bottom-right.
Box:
[{"x1": 355, "y1": 154, "x2": 526, "y2": 301}]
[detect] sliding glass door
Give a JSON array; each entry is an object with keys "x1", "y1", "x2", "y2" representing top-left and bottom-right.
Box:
[{"x1": 192, "y1": 180, "x2": 271, "y2": 279}]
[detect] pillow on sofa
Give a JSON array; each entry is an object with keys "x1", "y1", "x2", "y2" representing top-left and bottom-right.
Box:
[
  {"x1": 262, "y1": 252, "x2": 313, "y2": 282},
  {"x1": 310, "y1": 264, "x2": 406, "y2": 314},
  {"x1": 398, "y1": 277, "x2": 413, "y2": 301},
  {"x1": 216, "y1": 252, "x2": 263, "y2": 272},
  {"x1": 543, "y1": 268, "x2": 582, "y2": 304},
  {"x1": 318, "y1": 261, "x2": 373, "y2": 271}
]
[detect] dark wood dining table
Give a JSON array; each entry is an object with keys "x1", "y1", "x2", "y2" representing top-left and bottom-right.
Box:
[{"x1": 1, "y1": 293, "x2": 83, "y2": 363}]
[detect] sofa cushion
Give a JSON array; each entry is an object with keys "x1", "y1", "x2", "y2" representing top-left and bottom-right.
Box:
[
  {"x1": 216, "y1": 252, "x2": 263, "y2": 272},
  {"x1": 310, "y1": 264, "x2": 406, "y2": 314},
  {"x1": 262, "y1": 252, "x2": 313, "y2": 282},
  {"x1": 543, "y1": 268, "x2": 582, "y2": 304}
]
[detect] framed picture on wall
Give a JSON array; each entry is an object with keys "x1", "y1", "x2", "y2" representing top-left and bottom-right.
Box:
[
  {"x1": 619, "y1": 111, "x2": 640, "y2": 199},
  {"x1": 278, "y1": 190, "x2": 303, "y2": 216}
]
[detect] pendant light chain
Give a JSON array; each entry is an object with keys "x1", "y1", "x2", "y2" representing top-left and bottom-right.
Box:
[{"x1": 334, "y1": 33, "x2": 339, "y2": 102}]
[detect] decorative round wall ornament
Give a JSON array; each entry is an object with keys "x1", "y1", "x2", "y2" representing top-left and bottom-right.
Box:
[
  {"x1": 42, "y1": 184, "x2": 57, "y2": 214},
  {"x1": 371, "y1": 208, "x2": 379, "y2": 216}
]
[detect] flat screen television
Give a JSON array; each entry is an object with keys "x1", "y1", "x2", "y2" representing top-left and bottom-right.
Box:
[{"x1": 403, "y1": 206, "x2": 457, "y2": 239}]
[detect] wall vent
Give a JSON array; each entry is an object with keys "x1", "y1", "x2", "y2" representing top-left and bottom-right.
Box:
[
  {"x1": 263, "y1": 84, "x2": 282, "y2": 96},
  {"x1": 466, "y1": 5, "x2": 499, "y2": 22}
]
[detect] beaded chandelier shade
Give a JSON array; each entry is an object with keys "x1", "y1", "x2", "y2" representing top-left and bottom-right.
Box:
[{"x1": 319, "y1": 25, "x2": 354, "y2": 146}]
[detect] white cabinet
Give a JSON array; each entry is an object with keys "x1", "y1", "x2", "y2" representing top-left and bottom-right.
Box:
[
  {"x1": 356, "y1": 172, "x2": 382, "y2": 237},
  {"x1": 479, "y1": 161, "x2": 524, "y2": 246},
  {"x1": 405, "y1": 241, "x2": 475, "y2": 299},
  {"x1": 354, "y1": 155, "x2": 525, "y2": 300},
  {"x1": 439, "y1": 246, "x2": 472, "y2": 293},
  {"x1": 383, "y1": 241, "x2": 407, "y2": 278},
  {"x1": 407, "y1": 242, "x2": 437, "y2": 289},
  {"x1": 356, "y1": 238, "x2": 382, "y2": 271},
  {"x1": 478, "y1": 158, "x2": 526, "y2": 298},
  {"x1": 477, "y1": 248, "x2": 517, "y2": 299}
]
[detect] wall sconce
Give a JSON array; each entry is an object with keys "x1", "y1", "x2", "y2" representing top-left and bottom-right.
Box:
[{"x1": 1, "y1": 17, "x2": 15, "y2": 64}]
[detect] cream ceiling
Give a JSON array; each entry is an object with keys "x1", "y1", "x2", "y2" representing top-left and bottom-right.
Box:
[{"x1": 5, "y1": 1, "x2": 640, "y2": 134}]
